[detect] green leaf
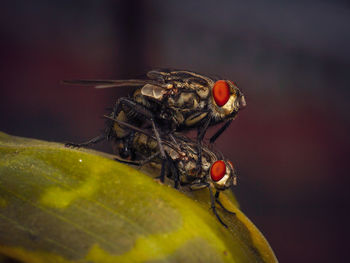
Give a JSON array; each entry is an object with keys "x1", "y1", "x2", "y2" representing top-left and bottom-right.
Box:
[{"x1": 0, "y1": 132, "x2": 278, "y2": 263}]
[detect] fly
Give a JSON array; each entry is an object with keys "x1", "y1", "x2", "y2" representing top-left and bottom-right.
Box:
[
  {"x1": 106, "y1": 115, "x2": 237, "y2": 228},
  {"x1": 64, "y1": 69, "x2": 246, "y2": 173}
]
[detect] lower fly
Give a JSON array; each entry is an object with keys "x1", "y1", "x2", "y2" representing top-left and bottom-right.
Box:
[{"x1": 106, "y1": 116, "x2": 237, "y2": 228}]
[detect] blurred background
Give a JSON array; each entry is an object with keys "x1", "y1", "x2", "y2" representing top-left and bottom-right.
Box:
[{"x1": 0, "y1": 1, "x2": 349, "y2": 262}]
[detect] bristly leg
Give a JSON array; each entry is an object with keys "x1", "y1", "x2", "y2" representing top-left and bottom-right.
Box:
[
  {"x1": 159, "y1": 158, "x2": 166, "y2": 183},
  {"x1": 114, "y1": 97, "x2": 167, "y2": 162},
  {"x1": 106, "y1": 101, "x2": 122, "y2": 140},
  {"x1": 167, "y1": 157, "x2": 180, "y2": 189},
  {"x1": 122, "y1": 130, "x2": 135, "y2": 159},
  {"x1": 114, "y1": 151, "x2": 160, "y2": 166},
  {"x1": 139, "y1": 151, "x2": 160, "y2": 166},
  {"x1": 207, "y1": 185, "x2": 228, "y2": 228},
  {"x1": 65, "y1": 134, "x2": 106, "y2": 148},
  {"x1": 188, "y1": 182, "x2": 228, "y2": 227},
  {"x1": 215, "y1": 191, "x2": 236, "y2": 215},
  {"x1": 209, "y1": 119, "x2": 232, "y2": 144},
  {"x1": 195, "y1": 116, "x2": 212, "y2": 175}
]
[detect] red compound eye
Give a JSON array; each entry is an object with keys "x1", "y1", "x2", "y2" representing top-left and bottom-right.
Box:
[
  {"x1": 212, "y1": 80, "x2": 230, "y2": 107},
  {"x1": 210, "y1": 160, "x2": 226, "y2": 182}
]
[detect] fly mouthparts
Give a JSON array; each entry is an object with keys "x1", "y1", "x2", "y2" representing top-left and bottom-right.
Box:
[{"x1": 239, "y1": 95, "x2": 247, "y2": 109}]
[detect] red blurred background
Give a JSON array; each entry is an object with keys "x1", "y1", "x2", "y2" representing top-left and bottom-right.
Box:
[{"x1": 1, "y1": 1, "x2": 349, "y2": 262}]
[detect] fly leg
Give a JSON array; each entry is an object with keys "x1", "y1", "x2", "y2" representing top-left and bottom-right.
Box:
[
  {"x1": 168, "y1": 134, "x2": 177, "y2": 144},
  {"x1": 104, "y1": 115, "x2": 171, "y2": 183},
  {"x1": 119, "y1": 131, "x2": 135, "y2": 159},
  {"x1": 65, "y1": 97, "x2": 122, "y2": 148},
  {"x1": 167, "y1": 157, "x2": 180, "y2": 189},
  {"x1": 208, "y1": 185, "x2": 228, "y2": 228},
  {"x1": 115, "y1": 151, "x2": 160, "y2": 166},
  {"x1": 209, "y1": 120, "x2": 233, "y2": 144},
  {"x1": 65, "y1": 134, "x2": 106, "y2": 148},
  {"x1": 190, "y1": 182, "x2": 228, "y2": 228},
  {"x1": 157, "y1": 158, "x2": 166, "y2": 183},
  {"x1": 139, "y1": 151, "x2": 160, "y2": 166},
  {"x1": 115, "y1": 151, "x2": 164, "y2": 181},
  {"x1": 113, "y1": 98, "x2": 167, "y2": 181},
  {"x1": 105, "y1": 100, "x2": 124, "y2": 140},
  {"x1": 195, "y1": 117, "x2": 212, "y2": 174},
  {"x1": 215, "y1": 191, "x2": 236, "y2": 215}
]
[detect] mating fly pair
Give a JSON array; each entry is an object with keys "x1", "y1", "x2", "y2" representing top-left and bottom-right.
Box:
[
  {"x1": 64, "y1": 69, "x2": 245, "y2": 226},
  {"x1": 65, "y1": 69, "x2": 246, "y2": 170}
]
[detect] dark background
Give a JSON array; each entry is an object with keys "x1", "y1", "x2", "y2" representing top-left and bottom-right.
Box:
[{"x1": 1, "y1": 1, "x2": 349, "y2": 262}]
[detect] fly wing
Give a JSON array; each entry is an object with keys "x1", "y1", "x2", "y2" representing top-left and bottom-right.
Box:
[
  {"x1": 147, "y1": 69, "x2": 213, "y2": 99},
  {"x1": 62, "y1": 79, "x2": 165, "y2": 89},
  {"x1": 147, "y1": 69, "x2": 214, "y2": 83},
  {"x1": 146, "y1": 68, "x2": 173, "y2": 81}
]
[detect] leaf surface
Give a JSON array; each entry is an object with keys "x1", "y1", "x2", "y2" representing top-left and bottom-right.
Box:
[{"x1": 0, "y1": 132, "x2": 278, "y2": 263}]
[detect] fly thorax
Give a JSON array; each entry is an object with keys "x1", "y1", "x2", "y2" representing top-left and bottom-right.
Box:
[
  {"x1": 201, "y1": 156, "x2": 211, "y2": 173},
  {"x1": 161, "y1": 109, "x2": 184, "y2": 125},
  {"x1": 167, "y1": 147, "x2": 180, "y2": 160},
  {"x1": 167, "y1": 96, "x2": 175, "y2": 107},
  {"x1": 199, "y1": 100, "x2": 206, "y2": 109},
  {"x1": 184, "y1": 160, "x2": 197, "y2": 178},
  {"x1": 192, "y1": 79, "x2": 213, "y2": 99},
  {"x1": 195, "y1": 85, "x2": 210, "y2": 99},
  {"x1": 187, "y1": 150, "x2": 198, "y2": 162},
  {"x1": 175, "y1": 92, "x2": 198, "y2": 108},
  {"x1": 173, "y1": 111, "x2": 184, "y2": 125}
]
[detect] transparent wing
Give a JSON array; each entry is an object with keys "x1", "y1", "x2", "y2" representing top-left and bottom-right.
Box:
[
  {"x1": 148, "y1": 69, "x2": 215, "y2": 82},
  {"x1": 62, "y1": 79, "x2": 165, "y2": 89}
]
